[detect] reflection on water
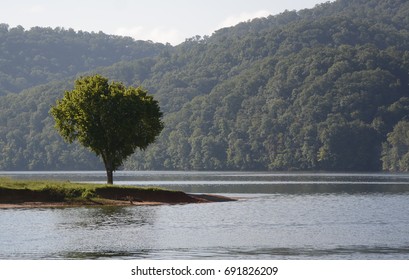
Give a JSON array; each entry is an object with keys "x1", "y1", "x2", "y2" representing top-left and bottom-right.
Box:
[
  {"x1": 57, "y1": 206, "x2": 156, "y2": 230},
  {"x1": 1, "y1": 171, "x2": 409, "y2": 259}
]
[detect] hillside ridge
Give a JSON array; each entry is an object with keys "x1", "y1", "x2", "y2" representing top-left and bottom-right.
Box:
[{"x1": 1, "y1": 0, "x2": 409, "y2": 172}]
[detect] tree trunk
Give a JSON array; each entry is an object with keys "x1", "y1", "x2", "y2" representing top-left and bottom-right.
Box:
[
  {"x1": 102, "y1": 154, "x2": 114, "y2": 184},
  {"x1": 106, "y1": 169, "x2": 113, "y2": 184}
]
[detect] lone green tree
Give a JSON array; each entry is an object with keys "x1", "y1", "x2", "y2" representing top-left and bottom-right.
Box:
[{"x1": 50, "y1": 75, "x2": 164, "y2": 184}]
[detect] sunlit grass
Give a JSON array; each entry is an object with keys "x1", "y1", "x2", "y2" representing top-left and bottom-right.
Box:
[
  {"x1": 0, "y1": 176, "x2": 98, "y2": 190},
  {"x1": 0, "y1": 177, "x2": 173, "y2": 203}
]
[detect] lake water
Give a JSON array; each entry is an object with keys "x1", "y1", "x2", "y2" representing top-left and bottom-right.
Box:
[{"x1": 1, "y1": 171, "x2": 409, "y2": 260}]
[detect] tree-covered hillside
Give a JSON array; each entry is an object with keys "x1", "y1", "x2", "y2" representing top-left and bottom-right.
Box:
[
  {"x1": 0, "y1": 24, "x2": 167, "y2": 96},
  {"x1": 1, "y1": 0, "x2": 409, "y2": 172}
]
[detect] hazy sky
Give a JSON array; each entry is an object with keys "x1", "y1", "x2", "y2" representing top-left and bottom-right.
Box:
[{"x1": 1, "y1": 0, "x2": 331, "y2": 45}]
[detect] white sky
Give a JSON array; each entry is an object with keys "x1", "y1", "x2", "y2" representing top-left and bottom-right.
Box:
[{"x1": 1, "y1": 0, "x2": 331, "y2": 45}]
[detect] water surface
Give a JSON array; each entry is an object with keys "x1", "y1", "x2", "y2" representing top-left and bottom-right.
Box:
[{"x1": 1, "y1": 171, "x2": 409, "y2": 259}]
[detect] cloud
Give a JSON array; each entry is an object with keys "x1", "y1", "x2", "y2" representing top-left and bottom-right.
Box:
[
  {"x1": 216, "y1": 10, "x2": 270, "y2": 29},
  {"x1": 116, "y1": 26, "x2": 144, "y2": 38},
  {"x1": 115, "y1": 26, "x2": 184, "y2": 45},
  {"x1": 28, "y1": 5, "x2": 46, "y2": 14},
  {"x1": 149, "y1": 27, "x2": 183, "y2": 45}
]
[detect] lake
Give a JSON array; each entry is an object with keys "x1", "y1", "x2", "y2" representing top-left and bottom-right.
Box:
[{"x1": 1, "y1": 171, "x2": 409, "y2": 259}]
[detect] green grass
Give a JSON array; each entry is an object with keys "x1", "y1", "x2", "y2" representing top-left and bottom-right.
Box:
[
  {"x1": 0, "y1": 177, "x2": 165, "y2": 190},
  {"x1": 0, "y1": 177, "x2": 234, "y2": 205},
  {"x1": 0, "y1": 177, "x2": 174, "y2": 203},
  {"x1": 1, "y1": 177, "x2": 94, "y2": 202},
  {"x1": 2, "y1": 176, "x2": 96, "y2": 188}
]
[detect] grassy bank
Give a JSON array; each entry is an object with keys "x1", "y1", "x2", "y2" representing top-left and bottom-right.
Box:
[
  {"x1": 0, "y1": 177, "x2": 97, "y2": 201},
  {"x1": 0, "y1": 177, "x2": 235, "y2": 207},
  {"x1": 0, "y1": 177, "x2": 193, "y2": 206}
]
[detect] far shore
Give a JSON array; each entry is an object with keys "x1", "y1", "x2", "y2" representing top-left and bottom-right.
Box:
[{"x1": 0, "y1": 178, "x2": 236, "y2": 209}]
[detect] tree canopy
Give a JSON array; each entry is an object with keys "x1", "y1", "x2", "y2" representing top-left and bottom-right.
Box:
[{"x1": 50, "y1": 75, "x2": 163, "y2": 183}]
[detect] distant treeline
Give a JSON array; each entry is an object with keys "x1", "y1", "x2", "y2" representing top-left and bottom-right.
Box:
[
  {"x1": 0, "y1": 24, "x2": 168, "y2": 96},
  {"x1": 1, "y1": 0, "x2": 409, "y2": 172}
]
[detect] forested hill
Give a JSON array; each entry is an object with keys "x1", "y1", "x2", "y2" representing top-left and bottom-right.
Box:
[
  {"x1": 2, "y1": 0, "x2": 409, "y2": 172},
  {"x1": 0, "y1": 24, "x2": 167, "y2": 95}
]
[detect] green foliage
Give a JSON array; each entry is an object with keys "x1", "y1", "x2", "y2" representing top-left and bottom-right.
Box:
[
  {"x1": 0, "y1": 25, "x2": 167, "y2": 96},
  {"x1": 0, "y1": 81, "x2": 102, "y2": 170},
  {"x1": 126, "y1": 0, "x2": 409, "y2": 172},
  {"x1": 50, "y1": 75, "x2": 164, "y2": 183},
  {"x1": 318, "y1": 120, "x2": 382, "y2": 171},
  {"x1": 81, "y1": 188, "x2": 97, "y2": 199},
  {"x1": 382, "y1": 120, "x2": 409, "y2": 171},
  {"x1": 0, "y1": 177, "x2": 97, "y2": 202},
  {"x1": 2, "y1": 0, "x2": 409, "y2": 172}
]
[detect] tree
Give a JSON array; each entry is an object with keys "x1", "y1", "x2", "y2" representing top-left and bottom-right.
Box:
[
  {"x1": 382, "y1": 120, "x2": 409, "y2": 171},
  {"x1": 50, "y1": 75, "x2": 164, "y2": 184},
  {"x1": 317, "y1": 121, "x2": 382, "y2": 171}
]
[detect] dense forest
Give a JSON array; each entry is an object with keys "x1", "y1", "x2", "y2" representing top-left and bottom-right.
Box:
[
  {"x1": 0, "y1": 24, "x2": 167, "y2": 96},
  {"x1": 1, "y1": 0, "x2": 409, "y2": 172}
]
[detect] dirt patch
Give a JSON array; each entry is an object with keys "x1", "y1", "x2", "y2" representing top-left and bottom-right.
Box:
[
  {"x1": 94, "y1": 187, "x2": 199, "y2": 203},
  {"x1": 94, "y1": 187, "x2": 236, "y2": 203},
  {"x1": 0, "y1": 188, "x2": 50, "y2": 203}
]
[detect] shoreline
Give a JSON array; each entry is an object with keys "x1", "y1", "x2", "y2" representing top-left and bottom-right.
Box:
[
  {"x1": 0, "y1": 194, "x2": 236, "y2": 209},
  {"x1": 0, "y1": 200, "x2": 164, "y2": 209},
  {"x1": 0, "y1": 180, "x2": 236, "y2": 208}
]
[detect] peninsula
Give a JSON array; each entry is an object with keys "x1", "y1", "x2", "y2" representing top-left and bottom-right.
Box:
[{"x1": 0, "y1": 178, "x2": 235, "y2": 208}]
